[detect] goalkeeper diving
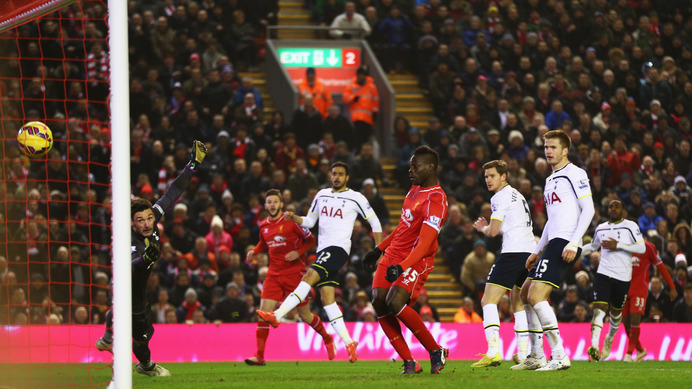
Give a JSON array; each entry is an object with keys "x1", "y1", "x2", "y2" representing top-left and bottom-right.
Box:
[{"x1": 96, "y1": 140, "x2": 208, "y2": 377}]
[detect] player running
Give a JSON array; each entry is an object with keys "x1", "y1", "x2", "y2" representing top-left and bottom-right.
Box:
[
  {"x1": 257, "y1": 162, "x2": 383, "y2": 363},
  {"x1": 582, "y1": 200, "x2": 645, "y2": 361},
  {"x1": 96, "y1": 140, "x2": 208, "y2": 377},
  {"x1": 520, "y1": 130, "x2": 595, "y2": 371},
  {"x1": 362, "y1": 146, "x2": 450, "y2": 374},
  {"x1": 471, "y1": 160, "x2": 534, "y2": 368},
  {"x1": 244, "y1": 189, "x2": 335, "y2": 365},
  {"x1": 622, "y1": 240, "x2": 677, "y2": 362}
]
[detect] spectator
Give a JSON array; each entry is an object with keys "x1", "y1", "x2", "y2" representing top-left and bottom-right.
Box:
[
  {"x1": 645, "y1": 276, "x2": 674, "y2": 321},
  {"x1": 453, "y1": 297, "x2": 482, "y2": 324},
  {"x1": 638, "y1": 202, "x2": 664, "y2": 235},
  {"x1": 460, "y1": 240, "x2": 494, "y2": 299},
  {"x1": 209, "y1": 282, "x2": 250, "y2": 323},
  {"x1": 291, "y1": 94, "x2": 324, "y2": 150},
  {"x1": 329, "y1": 2, "x2": 371, "y2": 39},
  {"x1": 673, "y1": 283, "x2": 692, "y2": 322}
]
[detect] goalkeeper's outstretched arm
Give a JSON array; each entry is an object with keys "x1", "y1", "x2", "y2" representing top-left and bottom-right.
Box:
[{"x1": 153, "y1": 140, "x2": 208, "y2": 220}]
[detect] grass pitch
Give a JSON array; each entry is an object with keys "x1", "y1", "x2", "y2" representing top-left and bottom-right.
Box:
[{"x1": 1, "y1": 360, "x2": 690, "y2": 388}]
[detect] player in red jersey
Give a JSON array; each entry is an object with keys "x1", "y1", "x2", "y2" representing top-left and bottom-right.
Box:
[
  {"x1": 363, "y1": 145, "x2": 450, "y2": 374},
  {"x1": 244, "y1": 189, "x2": 335, "y2": 365},
  {"x1": 622, "y1": 239, "x2": 677, "y2": 362}
]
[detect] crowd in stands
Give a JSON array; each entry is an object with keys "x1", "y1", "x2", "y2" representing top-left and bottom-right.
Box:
[{"x1": 1, "y1": 0, "x2": 692, "y2": 326}]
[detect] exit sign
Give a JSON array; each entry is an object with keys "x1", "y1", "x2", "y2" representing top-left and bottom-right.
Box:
[{"x1": 278, "y1": 48, "x2": 360, "y2": 68}]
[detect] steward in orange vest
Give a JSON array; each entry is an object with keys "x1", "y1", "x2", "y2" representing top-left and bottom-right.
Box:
[{"x1": 299, "y1": 67, "x2": 333, "y2": 118}]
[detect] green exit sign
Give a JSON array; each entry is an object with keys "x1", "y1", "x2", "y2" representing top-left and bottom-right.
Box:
[{"x1": 278, "y1": 48, "x2": 342, "y2": 68}]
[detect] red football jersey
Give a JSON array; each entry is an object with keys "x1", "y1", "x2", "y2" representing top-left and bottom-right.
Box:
[
  {"x1": 387, "y1": 184, "x2": 448, "y2": 262},
  {"x1": 258, "y1": 214, "x2": 312, "y2": 276},
  {"x1": 630, "y1": 241, "x2": 661, "y2": 296}
]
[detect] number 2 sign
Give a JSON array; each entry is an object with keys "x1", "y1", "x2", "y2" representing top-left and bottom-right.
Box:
[{"x1": 342, "y1": 49, "x2": 360, "y2": 68}]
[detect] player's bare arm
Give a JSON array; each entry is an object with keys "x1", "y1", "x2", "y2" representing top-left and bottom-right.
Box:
[
  {"x1": 601, "y1": 238, "x2": 618, "y2": 250},
  {"x1": 526, "y1": 253, "x2": 539, "y2": 270},
  {"x1": 285, "y1": 251, "x2": 299, "y2": 261},
  {"x1": 474, "y1": 217, "x2": 502, "y2": 237}
]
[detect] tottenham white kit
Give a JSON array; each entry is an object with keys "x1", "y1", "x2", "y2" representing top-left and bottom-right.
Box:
[
  {"x1": 301, "y1": 188, "x2": 381, "y2": 253},
  {"x1": 591, "y1": 219, "x2": 644, "y2": 282},
  {"x1": 490, "y1": 185, "x2": 536, "y2": 254},
  {"x1": 543, "y1": 163, "x2": 592, "y2": 243}
]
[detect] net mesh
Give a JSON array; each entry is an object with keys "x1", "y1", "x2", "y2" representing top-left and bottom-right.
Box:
[{"x1": 0, "y1": 0, "x2": 112, "y2": 386}]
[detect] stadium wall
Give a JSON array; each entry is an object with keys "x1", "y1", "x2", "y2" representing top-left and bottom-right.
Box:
[{"x1": 2, "y1": 323, "x2": 691, "y2": 363}]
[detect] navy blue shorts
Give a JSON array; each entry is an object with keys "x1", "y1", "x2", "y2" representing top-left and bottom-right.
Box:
[
  {"x1": 487, "y1": 252, "x2": 531, "y2": 290},
  {"x1": 312, "y1": 246, "x2": 349, "y2": 288},
  {"x1": 593, "y1": 273, "x2": 630, "y2": 309},
  {"x1": 531, "y1": 238, "x2": 582, "y2": 289}
]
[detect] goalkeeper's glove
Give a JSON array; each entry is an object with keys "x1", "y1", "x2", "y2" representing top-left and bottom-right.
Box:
[
  {"x1": 385, "y1": 264, "x2": 403, "y2": 283},
  {"x1": 362, "y1": 247, "x2": 382, "y2": 272},
  {"x1": 143, "y1": 237, "x2": 161, "y2": 266},
  {"x1": 187, "y1": 140, "x2": 208, "y2": 171}
]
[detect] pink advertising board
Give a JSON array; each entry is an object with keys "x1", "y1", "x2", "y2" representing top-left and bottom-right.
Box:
[{"x1": 1, "y1": 323, "x2": 691, "y2": 363}]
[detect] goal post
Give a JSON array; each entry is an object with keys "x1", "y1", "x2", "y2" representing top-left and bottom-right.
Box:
[
  {"x1": 0, "y1": 0, "x2": 131, "y2": 387},
  {"x1": 107, "y1": 0, "x2": 132, "y2": 387}
]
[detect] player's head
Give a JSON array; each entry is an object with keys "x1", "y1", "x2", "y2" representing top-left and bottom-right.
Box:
[
  {"x1": 131, "y1": 197, "x2": 155, "y2": 237},
  {"x1": 482, "y1": 160, "x2": 508, "y2": 192},
  {"x1": 543, "y1": 129, "x2": 571, "y2": 167},
  {"x1": 330, "y1": 162, "x2": 350, "y2": 191},
  {"x1": 264, "y1": 189, "x2": 283, "y2": 218},
  {"x1": 607, "y1": 199, "x2": 624, "y2": 221},
  {"x1": 409, "y1": 145, "x2": 439, "y2": 186}
]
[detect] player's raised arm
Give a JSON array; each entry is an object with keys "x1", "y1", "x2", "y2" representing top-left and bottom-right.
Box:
[
  {"x1": 475, "y1": 217, "x2": 502, "y2": 237},
  {"x1": 153, "y1": 140, "x2": 207, "y2": 219}
]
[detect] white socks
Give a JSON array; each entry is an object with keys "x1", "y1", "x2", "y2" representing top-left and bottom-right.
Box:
[
  {"x1": 275, "y1": 281, "x2": 311, "y2": 320},
  {"x1": 591, "y1": 308, "x2": 606, "y2": 348},
  {"x1": 514, "y1": 310, "x2": 529, "y2": 361},
  {"x1": 534, "y1": 301, "x2": 565, "y2": 360},
  {"x1": 482, "y1": 304, "x2": 500, "y2": 356},
  {"x1": 324, "y1": 302, "x2": 353, "y2": 344},
  {"x1": 607, "y1": 311, "x2": 622, "y2": 338},
  {"x1": 525, "y1": 303, "x2": 544, "y2": 358}
]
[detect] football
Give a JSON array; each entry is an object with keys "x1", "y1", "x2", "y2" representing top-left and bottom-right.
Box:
[{"x1": 17, "y1": 121, "x2": 53, "y2": 157}]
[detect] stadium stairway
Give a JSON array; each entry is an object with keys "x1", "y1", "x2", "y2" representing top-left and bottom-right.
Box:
[
  {"x1": 277, "y1": 1, "x2": 316, "y2": 39},
  {"x1": 389, "y1": 73, "x2": 434, "y2": 130},
  {"x1": 381, "y1": 158, "x2": 463, "y2": 322}
]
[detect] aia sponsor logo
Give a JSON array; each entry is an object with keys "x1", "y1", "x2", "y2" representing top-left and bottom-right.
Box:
[
  {"x1": 320, "y1": 206, "x2": 343, "y2": 219},
  {"x1": 544, "y1": 192, "x2": 562, "y2": 205}
]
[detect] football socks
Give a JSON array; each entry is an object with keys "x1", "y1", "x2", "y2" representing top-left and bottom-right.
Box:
[
  {"x1": 534, "y1": 301, "x2": 565, "y2": 360},
  {"x1": 482, "y1": 304, "x2": 500, "y2": 356}
]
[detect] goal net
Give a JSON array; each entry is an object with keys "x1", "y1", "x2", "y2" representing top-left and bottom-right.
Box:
[{"x1": 0, "y1": 0, "x2": 114, "y2": 387}]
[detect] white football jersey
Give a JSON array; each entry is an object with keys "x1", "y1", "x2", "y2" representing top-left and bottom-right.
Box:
[
  {"x1": 592, "y1": 219, "x2": 644, "y2": 282},
  {"x1": 302, "y1": 188, "x2": 379, "y2": 253},
  {"x1": 543, "y1": 163, "x2": 593, "y2": 243},
  {"x1": 490, "y1": 185, "x2": 536, "y2": 253}
]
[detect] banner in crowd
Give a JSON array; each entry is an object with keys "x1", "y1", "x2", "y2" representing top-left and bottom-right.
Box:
[{"x1": 1, "y1": 323, "x2": 691, "y2": 363}]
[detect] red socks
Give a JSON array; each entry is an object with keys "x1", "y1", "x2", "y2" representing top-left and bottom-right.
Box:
[
  {"x1": 627, "y1": 325, "x2": 641, "y2": 354},
  {"x1": 396, "y1": 305, "x2": 440, "y2": 352},
  {"x1": 378, "y1": 314, "x2": 413, "y2": 361},
  {"x1": 309, "y1": 314, "x2": 331, "y2": 340},
  {"x1": 256, "y1": 322, "x2": 270, "y2": 358}
]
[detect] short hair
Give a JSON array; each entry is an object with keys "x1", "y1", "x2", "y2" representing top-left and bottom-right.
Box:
[
  {"x1": 543, "y1": 129, "x2": 571, "y2": 150},
  {"x1": 331, "y1": 161, "x2": 350, "y2": 176},
  {"x1": 414, "y1": 145, "x2": 439, "y2": 169},
  {"x1": 131, "y1": 198, "x2": 153, "y2": 219},
  {"x1": 482, "y1": 160, "x2": 508, "y2": 177},
  {"x1": 265, "y1": 189, "x2": 281, "y2": 200}
]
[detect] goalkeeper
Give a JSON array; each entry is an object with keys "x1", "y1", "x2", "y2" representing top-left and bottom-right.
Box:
[{"x1": 96, "y1": 141, "x2": 207, "y2": 377}]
